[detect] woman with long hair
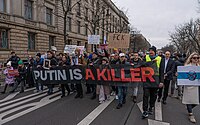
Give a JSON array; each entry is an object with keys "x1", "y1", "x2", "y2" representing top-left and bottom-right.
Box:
[{"x1": 182, "y1": 52, "x2": 200, "y2": 123}]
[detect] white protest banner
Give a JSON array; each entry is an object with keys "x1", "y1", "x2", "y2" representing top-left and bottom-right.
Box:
[
  {"x1": 177, "y1": 66, "x2": 200, "y2": 86},
  {"x1": 76, "y1": 46, "x2": 85, "y2": 54},
  {"x1": 64, "y1": 45, "x2": 77, "y2": 54},
  {"x1": 88, "y1": 35, "x2": 100, "y2": 44}
]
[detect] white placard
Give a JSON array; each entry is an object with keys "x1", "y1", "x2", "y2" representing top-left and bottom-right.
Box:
[
  {"x1": 88, "y1": 35, "x2": 100, "y2": 45},
  {"x1": 76, "y1": 46, "x2": 85, "y2": 54},
  {"x1": 177, "y1": 66, "x2": 200, "y2": 86},
  {"x1": 64, "y1": 45, "x2": 77, "y2": 54}
]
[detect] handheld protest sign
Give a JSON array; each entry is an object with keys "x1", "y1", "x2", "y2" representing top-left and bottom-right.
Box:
[
  {"x1": 8, "y1": 69, "x2": 19, "y2": 76},
  {"x1": 43, "y1": 59, "x2": 51, "y2": 69}
]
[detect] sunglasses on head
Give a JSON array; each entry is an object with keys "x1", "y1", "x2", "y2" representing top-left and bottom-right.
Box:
[{"x1": 192, "y1": 57, "x2": 199, "y2": 60}]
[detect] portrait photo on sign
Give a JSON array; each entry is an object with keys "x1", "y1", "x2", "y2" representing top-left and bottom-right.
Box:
[{"x1": 43, "y1": 59, "x2": 51, "y2": 69}]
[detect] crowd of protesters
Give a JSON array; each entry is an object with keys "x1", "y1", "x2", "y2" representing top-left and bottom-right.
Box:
[{"x1": 0, "y1": 45, "x2": 199, "y2": 123}]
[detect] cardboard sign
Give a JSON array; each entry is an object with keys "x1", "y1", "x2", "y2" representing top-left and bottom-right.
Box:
[
  {"x1": 177, "y1": 66, "x2": 200, "y2": 86},
  {"x1": 64, "y1": 45, "x2": 77, "y2": 54},
  {"x1": 8, "y1": 69, "x2": 19, "y2": 76},
  {"x1": 108, "y1": 33, "x2": 130, "y2": 48},
  {"x1": 88, "y1": 35, "x2": 100, "y2": 44}
]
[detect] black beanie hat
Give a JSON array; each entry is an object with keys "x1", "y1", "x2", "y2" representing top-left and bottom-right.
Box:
[
  {"x1": 149, "y1": 46, "x2": 157, "y2": 54},
  {"x1": 36, "y1": 53, "x2": 41, "y2": 58}
]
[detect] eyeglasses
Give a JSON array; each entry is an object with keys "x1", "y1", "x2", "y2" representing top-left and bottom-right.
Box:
[{"x1": 192, "y1": 57, "x2": 199, "y2": 60}]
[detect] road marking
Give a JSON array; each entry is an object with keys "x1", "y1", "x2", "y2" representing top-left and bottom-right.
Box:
[
  {"x1": 0, "y1": 92, "x2": 47, "y2": 112},
  {"x1": 77, "y1": 97, "x2": 115, "y2": 125},
  {"x1": 155, "y1": 101, "x2": 162, "y2": 121},
  {"x1": 148, "y1": 119, "x2": 170, "y2": 125},
  {"x1": 137, "y1": 101, "x2": 143, "y2": 113},
  {"x1": 137, "y1": 101, "x2": 170, "y2": 125},
  {"x1": 0, "y1": 89, "x2": 48, "y2": 107},
  {"x1": 0, "y1": 91, "x2": 61, "y2": 124},
  {"x1": 0, "y1": 87, "x2": 35, "y2": 103}
]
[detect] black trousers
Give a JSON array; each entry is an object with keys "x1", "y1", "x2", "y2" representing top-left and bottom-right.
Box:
[
  {"x1": 91, "y1": 84, "x2": 97, "y2": 96},
  {"x1": 158, "y1": 79, "x2": 170, "y2": 101},
  {"x1": 75, "y1": 83, "x2": 83, "y2": 96},
  {"x1": 61, "y1": 84, "x2": 70, "y2": 96},
  {"x1": 143, "y1": 88, "x2": 158, "y2": 112}
]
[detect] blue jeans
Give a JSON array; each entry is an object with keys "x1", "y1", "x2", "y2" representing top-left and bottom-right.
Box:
[
  {"x1": 118, "y1": 86, "x2": 127, "y2": 104},
  {"x1": 187, "y1": 104, "x2": 197, "y2": 113}
]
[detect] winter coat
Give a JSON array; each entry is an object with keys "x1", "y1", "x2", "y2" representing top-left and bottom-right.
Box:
[
  {"x1": 96, "y1": 63, "x2": 110, "y2": 95},
  {"x1": 182, "y1": 64, "x2": 200, "y2": 105},
  {"x1": 16, "y1": 66, "x2": 27, "y2": 82},
  {"x1": 7, "y1": 55, "x2": 20, "y2": 69},
  {"x1": 3, "y1": 67, "x2": 15, "y2": 85}
]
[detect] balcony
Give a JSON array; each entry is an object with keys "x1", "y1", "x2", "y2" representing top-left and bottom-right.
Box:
[
  {"x1": 0, "y1": 12, "x2": 10, "y2": 21},
  {"x1": 25, "y1": 19, "x2": 37, "y2": 27}
]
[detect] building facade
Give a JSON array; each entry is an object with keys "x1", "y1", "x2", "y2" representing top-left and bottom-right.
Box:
[{"x1": 0, "y1": 0, "x2": 129, "y2": 62}]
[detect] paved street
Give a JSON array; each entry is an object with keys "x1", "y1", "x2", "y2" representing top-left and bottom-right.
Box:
[{"x1": 0, "y1": 85, "x2": 199, "y2": 125}]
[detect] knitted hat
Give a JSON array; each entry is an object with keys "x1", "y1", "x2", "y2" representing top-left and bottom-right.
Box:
[
  {"x1": 36, "y1": 53, "x2": 41, "y2": 58},
  {"x1": 102, "y1": 57, "x2": 109, "y2": 62},
  {"x1": 18, "y1": 60, "x2": 23, "y2": 65},
  {"x1": 149, "y1": 46, "x2": 157, "y2": 54},
  {"x1": 51, "y1": 46, "x2": 57, "y2": 51}
]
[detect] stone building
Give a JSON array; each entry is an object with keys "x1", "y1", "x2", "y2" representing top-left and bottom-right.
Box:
[{"x1": 0, "y1": 0, "x2": 129, "y2": 62}]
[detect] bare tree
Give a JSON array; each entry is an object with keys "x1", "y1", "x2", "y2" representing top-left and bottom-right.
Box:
[
  {"x1": 161, "y1": 44, "x2": 176, "y2": 53},
  {"x1": 60, "y1": 0, "x2": 82, "y2": 44},
  {"x1": 169, "y1": 19, "x2": 200, "y2": 54}
]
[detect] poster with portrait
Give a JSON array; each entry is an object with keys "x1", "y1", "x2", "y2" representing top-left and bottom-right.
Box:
[{"x1": 43, "y1": 59, "x2": 51, "y2": 69}]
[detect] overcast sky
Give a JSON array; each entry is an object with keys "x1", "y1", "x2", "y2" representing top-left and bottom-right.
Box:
[{"x1": 112, "y1": 0, "x2": 199, "y2": 49}]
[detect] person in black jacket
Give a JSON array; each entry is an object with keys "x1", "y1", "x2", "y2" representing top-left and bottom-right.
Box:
[
  {"x1": 130, "y1": 51, "x2": 143, "y2": 103},
  {"x1": 116, "y1": 53, "x2": 130, "y2": 109},
  {"x1": 7, "y1": 52, "x2": 20, "y2": 69},
  {"x1": 46, "y1": 51, "x2": 58, "y2": 95},
  {"x1": 90, "y1": 52, "x2": 101, "y2": 100},
  {"x1": 10, "y1": 60, "x2": 27, "y2": 93},
  {"x1": 59, "y1": 54, "x2": 71, "y2": 98},
  {"x1": 34, "y1": 53, "x2": 44, "y2": 92},
  {"x1": 170, "y1": 53, "x2": 185, "y2": 99},
  {"x1": 158, "y1": 51, "x2": 175, "y2": 104}
]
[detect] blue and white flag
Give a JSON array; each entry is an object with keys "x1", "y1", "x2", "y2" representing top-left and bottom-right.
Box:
[{"x1": 177, "y1": 66, "x2": 200, "y2": 86}]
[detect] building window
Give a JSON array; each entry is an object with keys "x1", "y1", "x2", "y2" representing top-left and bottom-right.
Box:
[
  {"x1": 85, "y1": 24, "x2": 88, "y2": 36},
  {"x1": 97, "y1": 28, "x2": 99, "y2": 35},
  {"x1": 0, "y1": 29, "x2": 8, "y2": 49},
  {"x1": 0, "y1": 0, "x2": 5, "y2": 12},
  {"x1": 85, "y1": 8, "x2": 88, "y2": 20},
  {"x1": 67, "y1": 17, "x2": 71, "y2": 31},
  {"x1": 24, "y1": 0, "x2": 33, "y2": 20},
  {"x1": 46, "y1": 7, "x2": 53, "y2": 25},
  {"x1": 77, "y1": 21, "x2": 81, "y2": 34},
  {"x1": 67, "y1": 39, "x2": 72, "y2": 45},
  {"x1": 49, "y1": 36, "x2": 55, "y2": 49},
  {"x1": 77, "y1": 41, "x2": 81, "y2": 46},
  {"x1": 68, "y1": 0, "x2": 71, "y2": 10},
  {"x1": 28, "y1": 32, "x2": 35, "y2": 50},
  {"x1": 77, "y1": 2, "x2": 81, "y2": 16}
]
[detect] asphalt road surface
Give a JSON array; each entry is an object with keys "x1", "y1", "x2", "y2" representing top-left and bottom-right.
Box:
[{"x1": 0, "y1": 85, "x2": 199, "y2": 125}]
